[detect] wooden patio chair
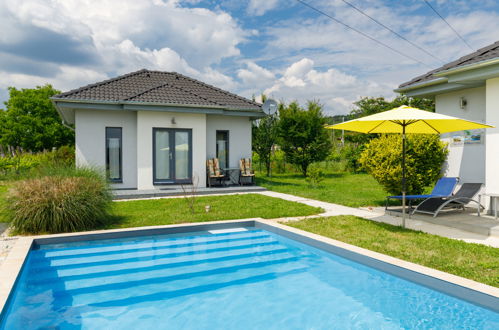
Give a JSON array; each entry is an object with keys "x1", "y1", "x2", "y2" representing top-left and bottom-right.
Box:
[
  {"x1": 239, "y1": 158, "x2": 255, "y2": 185},
  {"x1": 206, "y1": 158, "x2": 224, "y2": 187}
]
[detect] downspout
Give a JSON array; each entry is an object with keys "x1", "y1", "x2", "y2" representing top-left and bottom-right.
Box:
[{"x1": 61, "y1": 120, "x2": 75, "y2": 131}]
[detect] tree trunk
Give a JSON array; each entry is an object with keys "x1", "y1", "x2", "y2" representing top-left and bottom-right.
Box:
[{"x1": 301, "y1": 163, "x2": 308, "y2": 177}]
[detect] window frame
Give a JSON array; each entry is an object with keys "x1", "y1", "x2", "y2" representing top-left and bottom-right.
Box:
[{"x1": 105, "y1": 127, "x2": 123, "y2": 183}]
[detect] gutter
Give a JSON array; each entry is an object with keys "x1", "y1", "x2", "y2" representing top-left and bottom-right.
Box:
[
  {"x1": 394, "y1": 77, "x2": 447, "y2": 93},
  {"x1": 50, "y1": 97, "x2": 263, "y2": 113}
]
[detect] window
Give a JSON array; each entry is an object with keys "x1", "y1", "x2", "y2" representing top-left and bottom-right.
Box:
[
  {"x1": 106, "y1": 127, "x2": 122, "y2": 183},
  {"x1": 216, "y1": 130, "x2": 229, "y2": 169},
  {"x1": 153, "y1": 128, "x2": 192, "y2": 184}
]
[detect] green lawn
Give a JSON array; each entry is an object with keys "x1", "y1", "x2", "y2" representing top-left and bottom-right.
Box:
[
  {"x1": 0, "y1": 184, "x2": 9, "y2": 223},
  {"x1": 107, "y1": 193, "x2": 322, "y2": 229},
  {"x1": 257, "y1": 172, "x2": 390, "y2": 207},
  {"x1": 286, "y1": 216, "x2": 499, "y2": 287}
]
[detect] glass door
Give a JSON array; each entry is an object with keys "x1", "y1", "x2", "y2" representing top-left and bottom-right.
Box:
[
  {"x1": 153, "y1": 128, "x2": 192, "y2": 184},
  {"x1": 154, "y1": 129, "x2": 171, "y2": 182}
]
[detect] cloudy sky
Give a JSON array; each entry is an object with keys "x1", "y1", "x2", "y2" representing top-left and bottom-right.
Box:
[{"x1": 1, "y1": 0, "x2": 498, "y2": 115}]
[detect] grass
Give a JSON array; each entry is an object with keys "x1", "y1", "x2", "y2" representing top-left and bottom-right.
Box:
[
  {"x1": 106, "y1": 194, "x2": 322, "y2": 229},
  {"x1": 286, "y1": 216, "x2": 499, "y2": 287},
  {"x1": 257, "y1": 172, "x2": 390, "y2": 207},
  {"x1": 0, "y1": 184, "x2": 9, "y2": 223}
]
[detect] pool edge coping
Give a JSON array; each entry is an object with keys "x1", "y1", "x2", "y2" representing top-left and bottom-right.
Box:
[{"x1": 0, "y1": 218, "x2": 498, "y2": 316}]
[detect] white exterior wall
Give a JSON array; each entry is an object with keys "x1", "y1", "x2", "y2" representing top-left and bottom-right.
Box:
[
  {"x1": 74, "y1": 109, "x2": 252, "y2": 190},
  {"x1": 75, "y1": 109, "x2": 137, "y2": 189},
  {"x1": 435, "y1": 87, "x2": 486, "y2": 184},
  {"x1": 485, "y1": 78, "x2": 499, "y2": 194},
  {"x1": 136, "y1": 111, "x2": 207, "y2": 189},
  {"x1": 206, "y1": 115, "x2": 252, "y2": 168}
]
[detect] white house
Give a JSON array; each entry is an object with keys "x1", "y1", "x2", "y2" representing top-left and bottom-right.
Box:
[
  {"x1": 395, "y1": 41, "x2": 499, "y2": 210},
  {"x1": 52, "y1": 69, "x2": 263, "y2": 190}
]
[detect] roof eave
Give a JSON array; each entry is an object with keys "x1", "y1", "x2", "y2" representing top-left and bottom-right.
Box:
[
  {"x1": 394, "y1": 77, "x2": 447, "y2": 93},
  {"x1": 50, "y1": 97, "x2": 262, "y2": 113}
]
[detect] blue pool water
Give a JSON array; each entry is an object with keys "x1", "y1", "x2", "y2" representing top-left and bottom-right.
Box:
[{"x1": 1, "y1": 228, "x2": 498, "y2": 329}]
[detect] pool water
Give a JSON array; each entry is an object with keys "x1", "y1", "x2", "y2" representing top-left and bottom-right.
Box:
[{"x1": 1, "y1": 228, "x2": 498, "y2": 329}]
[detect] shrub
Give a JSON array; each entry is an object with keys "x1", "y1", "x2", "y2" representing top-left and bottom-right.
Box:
[
  {"x1": 305, "y1": 165, "x2": 325, "y2": 187},
  {"x1": 341, "y1": 144, "x2": 364, "y2": 173},
  {"x1": 272, "y1": 149, "x2": 288, "y2": 174},
  {"x1": 0, "y1": 146, "x2": 75, "y2": 180},
  {"x1": 359, "y1": 134, "x2": 448, "y2": 195},
  {"x1": 6, "y1": 167, "x2": 111, "y2": 234}
]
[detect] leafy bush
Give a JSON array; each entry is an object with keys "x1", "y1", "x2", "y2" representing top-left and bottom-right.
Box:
[
  {"x1": 0, "y1": 146, "x2": 74, "y2": 180},
  {"x1": 0, "y1": 153, "x2": 40, "y2": 176},
  {"x1": 341, "y1": 144, "x2": 364, "y2": 173},
  {"x1": 359, "y1": 134, "x2": 448, "y2": 195},
  {"x1": 272, "y1": 149, "x2": 289, "y2": 174},
  {"x1": 6, "y1": 167, "x2": 111, "y2": 234},
  {"x1": 305, "y1": 165, "x2": 325, "y2": 187}
]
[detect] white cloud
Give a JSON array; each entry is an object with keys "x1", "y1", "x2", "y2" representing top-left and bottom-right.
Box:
[
  {"x1": 0, "y1": 0, "x2": 246, "y2": 95},
  {"x1": 0, "y1": 66, "x2": 108, "y2": 93},
  {"x1": 1, "y1": 0, "x2": 499, "y2": 116},
  {"x1": 237, "y1": 62, "x2": 275, "y2": 85},
  {"x1": 260, "y1": 58, "x2": 393, "y2": 114},
  {"x1": 247, "y1": 0, "x2": 280, "y2": 16}
]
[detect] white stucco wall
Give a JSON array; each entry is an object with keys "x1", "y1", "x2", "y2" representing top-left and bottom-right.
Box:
[
  {"x1": 436, "y1": 87, "x2": 486, "y2": 184},
  {"x1": 136, "y1": 111, "x2": 207, "y2": 189},
  {"x1": 485, "y1": 78, "x2": 499, "y2": 195},
  {"x1": 206, "y1": 115, "x2": 252, "y2": 168},
  {"x1": 75, "y1": 109, "x2": 137, "y2": 189}
]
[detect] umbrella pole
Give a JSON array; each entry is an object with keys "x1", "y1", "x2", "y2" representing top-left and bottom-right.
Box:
[{"x1": 402, "y1": 125, "x2": 406, "y2": 228}]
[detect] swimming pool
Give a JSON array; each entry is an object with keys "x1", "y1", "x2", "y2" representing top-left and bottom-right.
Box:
[{"x1": 1, "y1": 223, "x2": 498, "y2": 329}]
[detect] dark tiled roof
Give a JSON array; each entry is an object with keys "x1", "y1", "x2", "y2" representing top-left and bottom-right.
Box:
[
  {"x1": 53, "y1": 69, "x2": 261, "y2": 111},
  {"x1": 399, "y1": 40, "x2": 499, "y2": 89}
]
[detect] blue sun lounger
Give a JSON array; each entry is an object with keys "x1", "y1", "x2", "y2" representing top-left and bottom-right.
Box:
[{"x1": 385, "y1": 177, "x2": 459, "y2": 210}]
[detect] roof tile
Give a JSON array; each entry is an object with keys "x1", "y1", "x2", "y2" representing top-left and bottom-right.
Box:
[
  {"x1": 53, "y1": 69, "x2": 261, "y2": 111},
  {"x1": 399, "y1": 40, "x2": 499, "y2": 89}
]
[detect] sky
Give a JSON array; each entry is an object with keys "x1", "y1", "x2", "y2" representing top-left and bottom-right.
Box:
[{"x1": 0, "y1": 0, "x2": 498, "y2": 115}]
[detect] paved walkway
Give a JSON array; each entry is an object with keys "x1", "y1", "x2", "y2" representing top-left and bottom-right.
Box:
[
  {"x1": 258, "y1": 191, "x2": 499, "y2": 248},
  {"x1": 0, "y1": 223, "x2": 16, "y2": 267}
]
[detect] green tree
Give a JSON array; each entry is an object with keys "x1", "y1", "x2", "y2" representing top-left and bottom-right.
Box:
[
  {"x1": 0, "y1": 85, "x2": 74, "y2": 152},
  {"x1": 252, "y1": 115, "x2": 278, "y2": 176},
  {"x1": 277, "y1": 101, "x2": 332, "y2": 176},
  {"x1": 351, "y1": 95, "x2": 435, "y2": 117},
  {"x1": 359, "y1": 134, "x2": 448, "y2": 195}
]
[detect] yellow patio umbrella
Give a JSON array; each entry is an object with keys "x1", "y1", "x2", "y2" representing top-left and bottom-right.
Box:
[{"x1": 327, "y1": 105, "x2": 494, "y2": 227}]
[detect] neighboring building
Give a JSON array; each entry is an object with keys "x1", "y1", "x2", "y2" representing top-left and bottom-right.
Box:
[
  {"x1": 396, "y1": 41, "x2": 499, "y2": 210},
  {"x1": 52, "y1": 69, "x2": 263, "y2": 189}
]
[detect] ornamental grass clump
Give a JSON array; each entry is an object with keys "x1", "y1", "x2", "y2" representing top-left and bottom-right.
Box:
[{"x1": 7, "y1": 172, "x2": 111, "y2": 234}]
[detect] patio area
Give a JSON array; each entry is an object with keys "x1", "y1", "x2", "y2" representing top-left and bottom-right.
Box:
[
  {"x1": 112, "y1": 185, "x2": 266, "y2": 200},
  {"x1": 384, "y1": 207, "x2": 499, "y2": 238}
]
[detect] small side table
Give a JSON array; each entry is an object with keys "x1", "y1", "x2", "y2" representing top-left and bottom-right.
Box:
[
  {"x1": 478, "y1": 193, "x2": 499, "y2": 219},
  {"x1": 222, "y1": 168, "x2": 240, "y2": 186}
]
